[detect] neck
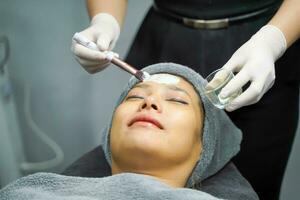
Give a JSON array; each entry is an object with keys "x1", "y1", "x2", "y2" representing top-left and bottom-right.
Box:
[{"x1": 111, "y1": 160, "x2": 196, "y2": 188}]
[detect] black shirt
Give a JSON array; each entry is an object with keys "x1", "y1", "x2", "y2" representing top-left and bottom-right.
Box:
[{"x1": 154, "y1": 0, "x2": 282, "y2": 19}]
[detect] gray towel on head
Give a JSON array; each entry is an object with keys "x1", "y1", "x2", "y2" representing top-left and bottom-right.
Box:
[
  {"x1": 0, "y1": 172, "x2": 223, "y2": 200},
  {"x1": 101, "y1": 62, "x2": 242, "y2": 187}
]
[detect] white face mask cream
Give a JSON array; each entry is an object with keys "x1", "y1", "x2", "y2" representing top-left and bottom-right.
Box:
[{"x1": 143, "y1": 73, "x2": 180, "y2": 85}]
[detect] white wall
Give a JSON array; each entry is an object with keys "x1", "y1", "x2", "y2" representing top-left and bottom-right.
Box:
[{"x1": 0, "y1": 0, "x2": 298, "y2": 199}]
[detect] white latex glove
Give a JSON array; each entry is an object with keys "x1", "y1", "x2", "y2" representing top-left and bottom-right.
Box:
[
  {"x1": 71, "y1": 13, "x2": 120, "y2": 73},
  {"x1": 219, "y1": 25, "x2": 287, "y2": 111}
]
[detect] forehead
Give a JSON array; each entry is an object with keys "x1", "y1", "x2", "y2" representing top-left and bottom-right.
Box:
[
  {"x1": 143, "y1": 74, "x2": 180, "y2": 84},
  {"x1": 131, "y1": 74, "x2": 200, "y2": 99}
]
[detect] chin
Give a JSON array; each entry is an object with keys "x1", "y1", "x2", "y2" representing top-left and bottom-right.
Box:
[
  {"x1": 127, "y1": 135, "x2": 161, "y2": 150},
  {"x1": 125, "y1": 128, "x2": 166, "y2": 145},
  {"x1": 118, "y1": 132, "x2": 165, "y2": 155}
]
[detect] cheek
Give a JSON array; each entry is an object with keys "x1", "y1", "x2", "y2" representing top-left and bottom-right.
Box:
[
  {"x1": 111, "y1": 105, "x2": 130, "y2": 137},
  {"x1": 165, "y1": 106, "x2": 200, "y2": 146},
  {"x1": 110, "y1": 104, "x2": 134, "y2": 154},
  {"x1": 110, "y1": 102, "x2": 141, "y2": 138},
  {"x1": 164, "y1": 109, "x2": 201, "y2": 162},
  {"x1": 166, "y1": 107, "x2": 197, "y2": 132}
]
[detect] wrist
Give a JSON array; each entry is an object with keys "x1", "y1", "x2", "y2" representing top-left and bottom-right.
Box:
[{"x1": 252, "y1": 25, "x2": 287, "y2": 60}]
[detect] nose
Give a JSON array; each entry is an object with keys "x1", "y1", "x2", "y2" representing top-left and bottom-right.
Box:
[{"x1": 139, "y1": 96, "x2": 162, "y2": 113}]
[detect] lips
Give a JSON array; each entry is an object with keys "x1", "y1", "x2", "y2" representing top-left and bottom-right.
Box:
[{"x1": 128, "y1": 114, "x2": 163, "y2": 129}]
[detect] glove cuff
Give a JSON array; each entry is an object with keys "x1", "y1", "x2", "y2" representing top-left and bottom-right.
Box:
[
  {"x1": 91, "y1": 13, "x2": 120, "y2": 42},
  {"x1": 252, "y1": 25, "x2": 287, "y2": 60}
]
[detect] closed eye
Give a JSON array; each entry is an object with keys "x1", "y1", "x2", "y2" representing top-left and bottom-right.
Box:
[
  {"x1": 167, "y1": 98, "x2": 189, "y2": 105},
  {"x1": 126, "y1": 95, "x2": 144, "y2": 100}
]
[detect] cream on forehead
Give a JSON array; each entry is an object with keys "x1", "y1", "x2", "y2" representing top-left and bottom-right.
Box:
[{"x1": 143, "y1": 74, "x2": 180, "y2": 85}]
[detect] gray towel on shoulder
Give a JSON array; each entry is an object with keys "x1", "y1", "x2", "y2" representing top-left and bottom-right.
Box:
[{"x1": 0, "y1": 172, "x2": 224, "y2": 200}]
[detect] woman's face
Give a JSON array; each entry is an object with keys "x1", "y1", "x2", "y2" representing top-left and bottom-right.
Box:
[{"x1": 110, "y1": 74, "x2": 204, "y2": 171}]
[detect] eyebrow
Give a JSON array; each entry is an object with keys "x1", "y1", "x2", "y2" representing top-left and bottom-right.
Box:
[{"x1": 132, "y1": 83, "x2": 192, "y2": 98}]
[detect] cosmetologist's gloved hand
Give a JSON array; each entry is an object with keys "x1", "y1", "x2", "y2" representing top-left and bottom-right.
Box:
[
  {"x1": 71, "y1": 13, "x2": 120, "y2": 73},
  {"x1": 219, "y1": 25, "x2": 287, "y2": 111}
]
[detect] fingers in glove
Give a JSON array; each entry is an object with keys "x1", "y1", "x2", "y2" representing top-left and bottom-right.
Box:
[
  {"x1": 96, "y1": 33, "x2": 112, "y2": 51},
  {"x1": 225, "y1": 79, "x2": 265, "y2": 111},
  {"x1": 219, "y1": 69, "x2": 250, "y2": 98},
  {"x1": 88, "y1": 62, "x2": 111, "y2": 73},
  {"x1": 72, "y1": 41, "x2": 107, "y2": 61},
  {"x1": 74, "y1": 56, "x2": 110, "y2": 74},
  {"x1": 74, "y1": 55, "x2": 109, "y2": 66},
  {"x1": 206, "y1": 69, "x2": 230, "y2": 91},
  {"x1": 222, "y1": 53, "x2": 246, "y2": 72}
]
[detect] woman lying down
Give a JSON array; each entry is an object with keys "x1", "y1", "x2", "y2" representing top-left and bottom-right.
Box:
[{"x1": 0, "y1": 63, "x2": 259, "y2": 200}]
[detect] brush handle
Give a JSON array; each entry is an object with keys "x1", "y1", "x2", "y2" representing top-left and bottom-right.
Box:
[
  {"x1": 111, "y1": 57, "x2": 138, "y2": 75},
  {"x1": 73, "y1": 33, "x2": 143, "y2": 80}
]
